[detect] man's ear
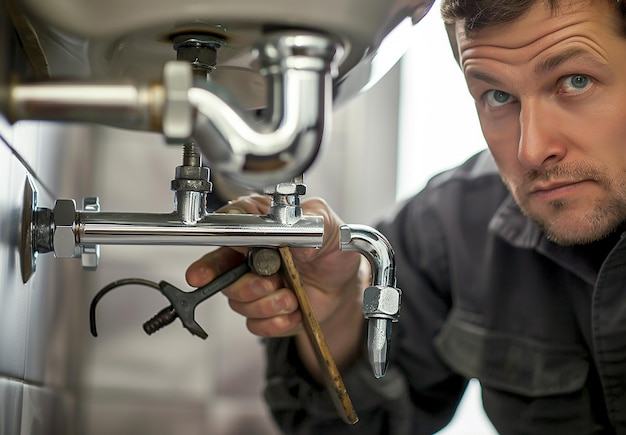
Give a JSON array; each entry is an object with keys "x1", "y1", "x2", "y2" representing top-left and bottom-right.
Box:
[{"x1": 445, "y1": 22, "x2": 461, "y2": 67}]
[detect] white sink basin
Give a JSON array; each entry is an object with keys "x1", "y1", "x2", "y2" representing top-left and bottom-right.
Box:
[{"x1": 17, "y1": 0, "x2": 435, "y2": 106}]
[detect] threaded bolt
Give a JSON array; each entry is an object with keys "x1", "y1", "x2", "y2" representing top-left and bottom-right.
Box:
[{"x1": 183, "y1": 142, "x2": 201, "y2": 167}]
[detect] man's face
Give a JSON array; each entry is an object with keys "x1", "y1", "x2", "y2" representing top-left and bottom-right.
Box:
[{"x1": 457, "y1": 0, "x2": 626, "y2": 245}]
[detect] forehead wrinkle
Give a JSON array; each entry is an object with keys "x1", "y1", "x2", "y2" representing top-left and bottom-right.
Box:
[
  {"x1": 462, "y1": 35, "x2": 611, "y2": 91},
  {"x1": 534, "y1": 46, "x2": 609, "y2": 76}
]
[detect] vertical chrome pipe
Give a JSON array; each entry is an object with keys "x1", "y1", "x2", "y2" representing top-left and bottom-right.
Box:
[{"x1": 189, "y1": 32, "x2": 342, "y2": 187}]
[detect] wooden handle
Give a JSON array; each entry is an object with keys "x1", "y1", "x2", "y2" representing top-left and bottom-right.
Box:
[{"x1": 278, "y1": 247, "x2": 358, "y2": 425}]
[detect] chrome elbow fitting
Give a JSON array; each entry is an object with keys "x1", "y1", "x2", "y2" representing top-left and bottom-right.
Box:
[{"x1": 339, "y1": 224, "x2": 401, "y2": 378}]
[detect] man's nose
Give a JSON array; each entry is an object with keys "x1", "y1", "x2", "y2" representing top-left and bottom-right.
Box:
[{"x1": 518, "y1": 100, "x2": 566, "y2": 169}]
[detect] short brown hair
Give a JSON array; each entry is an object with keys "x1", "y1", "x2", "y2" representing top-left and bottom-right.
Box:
[{"x1": 440, "y1": 0, "x2": 626, "y2": 34}]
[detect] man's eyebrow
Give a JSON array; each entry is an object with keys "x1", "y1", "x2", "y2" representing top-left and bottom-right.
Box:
[
  {"x1": 534, "y1": 48, "x2": 606, "y2": 75},
  {"x1": 465, "y1": 70, "x2": 504, "y2": 87}
]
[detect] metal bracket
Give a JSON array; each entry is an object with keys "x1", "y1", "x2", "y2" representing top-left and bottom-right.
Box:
[{"x1": 20, "y1": 175, "x2": 37, "y2": 283}]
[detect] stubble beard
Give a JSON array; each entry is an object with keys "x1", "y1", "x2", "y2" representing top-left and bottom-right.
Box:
[{"x1": 504, "y1": 164, "x2": 626, "y2": 246}]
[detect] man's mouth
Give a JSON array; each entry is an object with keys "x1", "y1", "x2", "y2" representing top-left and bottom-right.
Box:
[
  {"x1": 531, "y1": 179, "x2": 584, "y2": 192},
  {"x1": 529, "y1": 179, "x2": 593, "y2": 200}
]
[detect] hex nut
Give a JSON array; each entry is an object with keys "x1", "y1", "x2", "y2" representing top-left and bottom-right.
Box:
[
  {"x1": 175, "y1": 165, "x2": 209, "y2": 181},
  {"x1": 171, "y1": 179, "x2": 213, "y2": 192},
  {"x1": 362, "y1": 286, "x2": 401, "y2": 320},
  {"x1": 173, "y1": 35, "x2": 221, "y2": 72},
  {"x1": 162, "y1": 61, "x2": 194, "y2": 141},
  {"x1": 264, "y1": 182, "x2": 307, "y2": 196},
  {"x1": 177, "y1": 45, "x2": 217, "y2": 71},
  {"x1": 53, "y1": 199, "x2": 77, "y2": 258}
]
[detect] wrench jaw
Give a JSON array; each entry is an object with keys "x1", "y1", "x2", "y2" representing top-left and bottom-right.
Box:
[
  {"x1": 159, "y1": 281, "x2": 209, "y2": 339},
  {"x1": 180, "y1": 319, "x2": 208, "y2": 339}
]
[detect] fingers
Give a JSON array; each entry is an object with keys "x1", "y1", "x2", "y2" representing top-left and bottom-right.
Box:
[
  {"x1": 188, "y1": 247, "x2": 304, "y2": 337},
  {"x1": 228, "y1": 288, "x2": 295, "y2": 317},
  {"x1": 224, "y1": 274, "x2": 303, "y2": 337},
  {"x1": 246, "y1": 310, "x2": 303, "y2": 338},
  {"x1": 185, "y1": 247, "x2": 246, "y2": 287},
  {"x1": 186, "y1": 195, "x2": 272, "y2": 288},
  {"x1": 187, "y1": 249, "x2": 303, "y2": 337},
  {"x1": 218, "y1": 194, "x2": 271, "y2": 215},
  {"x1": 186, "y1": 194, "x2": 356, "y2": 339},
  {"x1": 289, "y1": 197, "x2": 347, "y2": 264},
  {"x1": 222, "y1": 271, "x2": 283, "y2": 302}
]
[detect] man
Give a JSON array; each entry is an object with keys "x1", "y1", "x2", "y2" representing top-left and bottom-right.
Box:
[{"x1": 186, "y1": 0, "x2": 626, "y2": 433}]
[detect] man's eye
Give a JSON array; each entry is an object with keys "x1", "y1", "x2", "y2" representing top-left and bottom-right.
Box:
[
  {"x1": 483, "y1": 89, "x2": 514, "y2": 107},
  {"x1": 560, "y1": 74, "x2": 591, "y2": 93}
]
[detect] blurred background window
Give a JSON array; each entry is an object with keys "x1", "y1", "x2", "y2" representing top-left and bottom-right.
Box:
[{"x1": 399, "y1": 2, "x2": 495, "y2": 434}]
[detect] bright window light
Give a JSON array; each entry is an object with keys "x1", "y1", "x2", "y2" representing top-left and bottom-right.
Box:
[
  {"x1": 398, "y1": 0, "x2": 487, "y2": 201},
  {"x1": 398, "y1": 2, "x2": 497, "y2": 434}
]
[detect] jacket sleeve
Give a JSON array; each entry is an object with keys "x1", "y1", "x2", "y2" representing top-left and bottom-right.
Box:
[{"x1": 262, "y1": 182, "x2": 470, "y2": 434}]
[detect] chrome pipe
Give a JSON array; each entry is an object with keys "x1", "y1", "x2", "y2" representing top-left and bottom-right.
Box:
[
  {"x1": 338, "y1": 224, "x2": 396, "y2": 287},
  {"x1": 339, "y1": 224, "x2": 400, "y2": 379},
  {"x1": 190, "y1": 32, "x2": 341, "y2": 188},
  {"x1": 77, "y1": 212, "x2": 324, "y2": 247},
  {"x1": 4, "y1": 32, "x2": 342, "y2": 189},
  {"x1": 8, "y1": 83, "x2": 165, "y2": 130},
  {"x1": 174, "y1": 191, "x2": 209, "y2": 225}
]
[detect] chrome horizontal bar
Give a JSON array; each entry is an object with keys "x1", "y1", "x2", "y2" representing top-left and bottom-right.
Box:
[{"x1": 77, "y1": 212, "x2": 324, "y2": 247}]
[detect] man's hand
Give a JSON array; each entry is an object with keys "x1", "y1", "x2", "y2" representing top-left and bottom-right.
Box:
[{"x1": 185, "y1": 194, "x2": 367, "y2": 379}]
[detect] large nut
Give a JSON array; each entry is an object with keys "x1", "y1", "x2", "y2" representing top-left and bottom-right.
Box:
[
  {"x1": 53, "y1": 199, "x2": 77, "y2": 258},
  {"x1": 162, "y1": 61, "x2": 194, "y2": 141},
  {"x1": 362, "y1": 286, "x2": 401, "y2": 321}
]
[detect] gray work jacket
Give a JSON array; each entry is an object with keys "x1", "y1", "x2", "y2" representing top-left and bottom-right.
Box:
[{"x1": 263, "y1": 150, "x2": 626, "y2": 434}]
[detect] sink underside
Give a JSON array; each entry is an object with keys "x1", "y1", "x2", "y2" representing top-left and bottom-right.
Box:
[{"x1": 15, "y1": 0, "x2": 436, "y2": 107}]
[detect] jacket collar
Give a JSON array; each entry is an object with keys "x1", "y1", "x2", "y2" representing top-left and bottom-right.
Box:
[
  {"x1": 488, "y1": 194, "x2": 542, "y2": 249},
  {"x1": 488, "y1": 191, "x2": 624, "y2": 287}
]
